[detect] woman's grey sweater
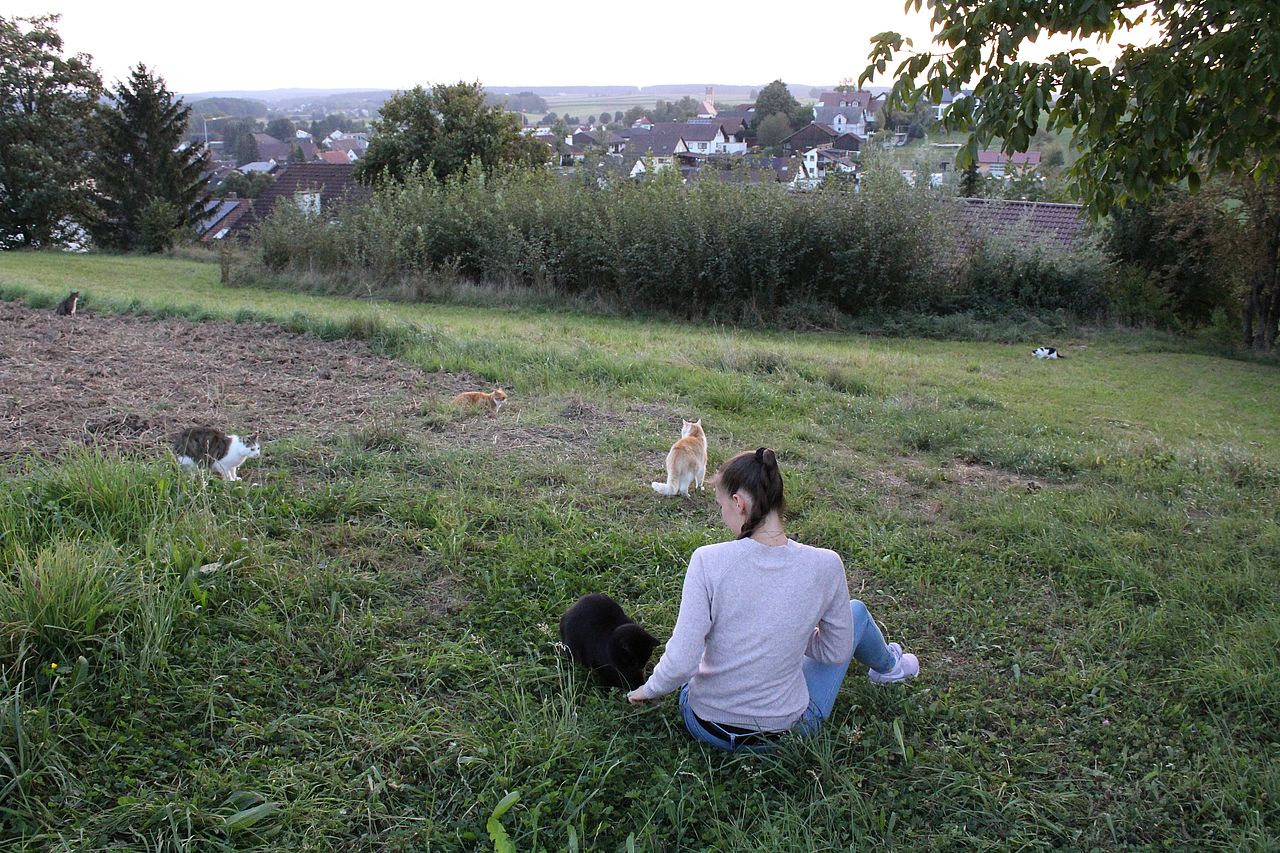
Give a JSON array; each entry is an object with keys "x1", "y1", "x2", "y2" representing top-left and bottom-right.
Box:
[{"x1": 637, "y1": 536, "x2": 854, "y2": 731}]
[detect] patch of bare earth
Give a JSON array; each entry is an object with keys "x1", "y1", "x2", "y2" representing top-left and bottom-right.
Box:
[
  {"x1": 868, "y1": 457, "x2": 1049, "y2": 520},
  {"x1": 0, "y1": 300, "x2": 481, "y2": 460},
  {"x1": 417, "y1": 395, "x2": 678, "y2": 465}
]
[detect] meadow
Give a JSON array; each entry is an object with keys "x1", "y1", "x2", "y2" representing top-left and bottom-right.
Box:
[{"x1": 1, "y1": 252, "x2": 1277, "y2": 850}]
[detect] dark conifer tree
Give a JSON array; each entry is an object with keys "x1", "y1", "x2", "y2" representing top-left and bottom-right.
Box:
[
  {"x1": 958, "y1": 161, "x2": 984, "y2": 198},
  {"x1": 92, "y1": 64, "x2": 210, "y2": 251}
]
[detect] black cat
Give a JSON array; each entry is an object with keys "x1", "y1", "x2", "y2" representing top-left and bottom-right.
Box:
[{"x1": 559, "y1": 594, "x2": 659, "y2": 690}]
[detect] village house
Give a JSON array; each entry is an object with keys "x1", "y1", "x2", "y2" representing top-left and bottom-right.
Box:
[
  {"x1": 689, "y1": 113, "x2": 749, "y2": 138},
  {"x1": 238, "y1": 159, "x2": 280, "y2": 175},
  {"x1": 651, "y1": 122, "x2": 746, "y2": 155},
  {"x1": 812, "y1": 91, "x2": 884, "y2": 137},
  {"x1": 621, "y1": 126, "x2": 690, "y2": 172},
  {"x1": 977, "y1": 149, "x2": 1042, "y2": 177},
  {"x1": 223, "y1": 162, "x2": 372, "y2": 239},
  {"x1": 780, "y1": 123, "x2": 865, "y2": 156},
  {"x1": 697, "y1": 154, "x2": 795, "y2": 185},
  {"x1": 325, "y1": 132, "x2": 369, "y2": 160},
  {"x1": 790, "y1": 148, "x2": 858, "y2": 190},
  {"x1": 252, "y1": 132, "x2": 319, "y2": 163},
  {"x1": 603, "y1": 131, "x2": 627, "y2": 155},
  {"x1": 318, "y1": 150, "x2": 355, "y2": 165}
]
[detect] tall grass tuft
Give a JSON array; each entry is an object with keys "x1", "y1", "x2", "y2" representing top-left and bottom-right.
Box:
[{"x1": 0, "y1": 542, "x2": 123, "y2": 662}]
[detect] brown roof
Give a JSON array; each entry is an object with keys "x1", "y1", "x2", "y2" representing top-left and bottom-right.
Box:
[
  {"x1": 330, "y1": 138, "x2": 365, "y2": 155},
  {"x1": 978, "y1": 150, "x2": 1042, "y2": 166},
  {"x1": 781, "y1": 123, "x2": 837, "y2": 147},
  {"x1": 651, "y1": 121, "x2": 725, "y2": 143},
  {"x1": 253, "y1": 133, "x2": 320, "y2": 163},
  {"x1": 713, "y1": 114, "x2": 749, "y2": 130},
  {"x1": 318, "y1": 150, "x2": 351, "y2": 164},
  {"x1": 818, "y1": 91, "x2": 874, "y2": 110},
  {"x1": 226, "y1": 163, "x2": 371, "y2": 237},
  {"x1": 957, "y1": 198, "x2": 1087, "y2": 251},
  {"x1": 625, "y1": 127, "x2": 685, "y2": 157}
]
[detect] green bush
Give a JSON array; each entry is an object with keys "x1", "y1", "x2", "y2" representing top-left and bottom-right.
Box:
[
  {"x1": 1105, "y1": 189, "x2": 1237, "y2": 327},
  {"x1": 246, "y1": 160, "x2": 1112, "y2": 323},
  {"x1": 1107, "y1": 267, "x2": 1177, "y2": 327},
  {"x1": 949, "y1": 235, "x2": 1110, "y2": 317}
]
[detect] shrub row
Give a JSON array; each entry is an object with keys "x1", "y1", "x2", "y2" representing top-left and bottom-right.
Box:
[{"x1": 250, "y1": 161, "x2": 1110, "y2": 322}]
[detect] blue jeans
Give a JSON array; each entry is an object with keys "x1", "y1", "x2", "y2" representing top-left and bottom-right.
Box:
[{"x1": 679, "y1": 599, "x2": 896, "y2": 751}]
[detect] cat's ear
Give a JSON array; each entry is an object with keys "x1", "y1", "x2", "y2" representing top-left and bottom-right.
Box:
[{"x1": 247, "y1": 432, "x2": 259, "y2": 446}]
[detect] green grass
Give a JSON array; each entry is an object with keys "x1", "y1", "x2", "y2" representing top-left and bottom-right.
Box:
[{"x1": 1, "y1": 252, "x2": 1278, "y2": 850}]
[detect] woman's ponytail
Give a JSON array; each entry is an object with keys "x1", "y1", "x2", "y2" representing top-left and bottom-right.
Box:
[{"x1": 717, "y1": 447, "x2": 786, "y2": 539}]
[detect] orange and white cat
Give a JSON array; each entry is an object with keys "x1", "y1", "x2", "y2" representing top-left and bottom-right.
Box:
[
  {"x1": 651, "y1": 419, "x2": 707, "y2": 497},
  {"x1": 451, "y1": 387, "x2": 508, "y2": 415}
]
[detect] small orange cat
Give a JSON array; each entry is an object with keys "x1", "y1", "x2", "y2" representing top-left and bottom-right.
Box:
[
  {"x1": 651, "y1": 419, "x2": 707, "y2": 496},
  {"x1": 451, "y1": 387, "x2": 508, "y2": 415}
]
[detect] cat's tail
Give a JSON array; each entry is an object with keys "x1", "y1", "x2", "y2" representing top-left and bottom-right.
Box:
[{"x1": 651, "y1": 481, "x2": 678, "y2": 495}]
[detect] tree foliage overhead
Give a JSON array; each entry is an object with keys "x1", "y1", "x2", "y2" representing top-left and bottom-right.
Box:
[
  {"x1": 861, "y1": 0, "x2": 1280, "y2": 212},
  {"x1": 0, "y1": 13, "x2": 102, "y2": 249},
  {"x1": 862, "y1": 1, "x2": 1280, "y2": 348},
  {"x1": 356, "y1": 81, "x2": 549, "y2": 184},
  {"x1": 91, "y1": 63, "x2": 211, "y2": 251}
]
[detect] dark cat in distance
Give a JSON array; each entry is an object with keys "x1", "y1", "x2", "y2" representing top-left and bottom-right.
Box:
[
  {"x1": 54, "y1": 291, "x2": 80, "y2": 316},
  {"x1": 559, "y1": 594, "x2": 659, "y2": 690}
]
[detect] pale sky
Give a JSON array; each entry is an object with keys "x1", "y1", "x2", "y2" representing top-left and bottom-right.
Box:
[{"x1": 12, "y1": 1, "x2": 1157, "y2": 95}]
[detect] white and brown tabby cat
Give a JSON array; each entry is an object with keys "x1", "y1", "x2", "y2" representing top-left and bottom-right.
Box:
[
  {"x1": 172, "y1": 426, "x2": 261, "y2": 481},
  {"x1": 450, "y1": 387, "x2": 508, "y2": 416},
  {"x1": 54, "y1": 291, "x2": 80, "y2": 316},
  {"x1": 651, "y1": 419, "x2": 707, "y2": 497}
]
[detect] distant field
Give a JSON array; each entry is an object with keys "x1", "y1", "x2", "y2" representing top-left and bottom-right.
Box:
[
  {"x1": 525, "y1": 89, "x2": 768, "y2": 123},
  {"x1": 1, "y1": 253, "x2": 1277, "y2": 850},
  {"x1": 524, "y1": 93, "x2": 683, "y2": 123}
]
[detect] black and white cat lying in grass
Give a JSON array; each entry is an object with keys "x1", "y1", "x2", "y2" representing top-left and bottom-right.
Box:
[
  {"x1": 172, "y1": 426, "x2": 261, "y2": 481},
  {"x1": 1032, "y1": 346, "x2": 1064, "y2": 359}
]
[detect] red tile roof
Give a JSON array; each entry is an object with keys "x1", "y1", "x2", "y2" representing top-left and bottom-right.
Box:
[{"x1": 957, "y1": 198, "x2": 1087, "y2": 251}]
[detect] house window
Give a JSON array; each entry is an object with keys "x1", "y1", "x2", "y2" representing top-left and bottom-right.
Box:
[{"x1": 296, "y1": 191, "x2": 320, "y2": 216}]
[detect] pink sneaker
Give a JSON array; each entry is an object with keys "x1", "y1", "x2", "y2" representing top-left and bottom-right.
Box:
[{"x1": 868, "y1": 642, "x2": 919, "y2": 685}]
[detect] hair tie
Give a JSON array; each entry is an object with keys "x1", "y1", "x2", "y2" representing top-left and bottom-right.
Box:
[{"x1": 754, "y1": 447, "x2": 766, "y2": 464}]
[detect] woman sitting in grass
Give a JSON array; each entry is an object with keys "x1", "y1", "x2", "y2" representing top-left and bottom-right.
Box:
[{"x1": 627, "y1": 447, "x2": 919, "y2": 750}]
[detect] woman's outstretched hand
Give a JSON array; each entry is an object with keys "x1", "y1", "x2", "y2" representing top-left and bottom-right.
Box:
[{"x1": 627, "y1": 687, "x2": 653, "y2": 705}]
